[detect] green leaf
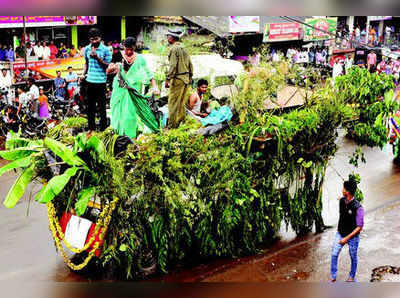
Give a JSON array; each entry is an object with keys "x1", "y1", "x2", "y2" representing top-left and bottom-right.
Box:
[
  {"x1": 38, "y1": 167, "x2": 80, "y2": 204},
  {"x1": 0, "y1": 148, "x2": 37, "y2": 161},
  {"x1": 44, "y1": 138, "x2": 86, "y2": 167},
  {"x1": 119, "y1": 244, "x2": 128, "y2": 252},
  {"x1": 3, "y1": 166, "x2": 35, "y2": 208},
  {"x1": 0, "y1": 156, "x2": 32, "y2": 177},
  {"x1": 34, "y1": 187, "x2": 46, "y2": 202},
  {"x1": 74, "y1": 187, "x2": 96, "y2": 216},
  {"x1": 73, "y1": 133, "x2": 87, "y2": 153},
  {"x1": 5, "y1": 137, "x2": 30, "y2": 150},
  {"x1": 87, "y1": 136, "x2": 106, "y2": 161}
]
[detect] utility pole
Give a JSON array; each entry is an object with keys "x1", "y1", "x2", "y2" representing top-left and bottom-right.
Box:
[{"x1": 23, "y1": 16, "x2": 28, "y2": 83}]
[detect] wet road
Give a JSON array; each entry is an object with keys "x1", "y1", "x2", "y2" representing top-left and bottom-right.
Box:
[{"x1": 0, "y1": 133, "x2": 399, "y2": 282}]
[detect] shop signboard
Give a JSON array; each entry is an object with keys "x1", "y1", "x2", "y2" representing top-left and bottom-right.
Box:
[
  {"x1": 12, "y1": 57, "x2": 85, "y2": 84},
  {"x1": 229, "y1": 16, "x2": 260, "y2": 33},
  {"x1": 368, "y1": 16, "x2": 392, "y2": 21},
  {"x1": 263, "y1": 23, "x2": 301, "y2": 42},
  {"x1": 0, "y1": 16, "x2": 97, "y2": 28},
  {"x1": 304, "y1": 17, "x2": 337, "y2": 41}
]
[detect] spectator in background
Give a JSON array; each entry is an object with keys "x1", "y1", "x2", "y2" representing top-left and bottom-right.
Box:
[
  {"x1": 69, "y1": 45, "x2": 78, "y2": 57},
  {"x1": 65, "y1": 66, "x2": 78, "y2": 99},
  {"x1": 15, "y1": 42, "x2": 25, "y2": 59},
  {"x1": 385, "y1": 59, "x2": 394, "y2": 75},
  {"x1": 355, "y1": 25, "x2": 361, "y2": 45},
  {"x1": 367, "y1": 50, "x2": 377, "y2": 72},
  {"x1": 6, "y1": 45, "x2": 14, "y2": 62},
  {"x1": 54, "y1": 70, "x2": 66, "y2": 100},
  {"x1": 25, "y1": 42, "x2": 35, "y2": 57},
  {"x1": 316, "y1": 48, "x2": 324, "y2": 65},
  {"x1": 49, "y1": 40, "x2": 58, "y2": 59},
  {"x1": 59, "y1": 42, "x2": 68, "y2": 58},
  {"x1": 385, "y1": 25, "x2": 392, "y2": 45},
  {"x1": 79, "y1": 45, "x2": 85, "y2": 57},
  {"x1": 34, "y1": 41, "x2": 44, "y2": 60},
  {"x1": 16, "y1": 86, "x2": 29, "y2": 116},
  {"x1": 393, "y1": 57, "x2": 400, "y2": 84},
  {"x1": 112, "y1": 40, "x2": 119, "y2": 49},
  {"x1": 0, "y1": 44, "x2": 5, "y2": 61},
  {"x1": 345, "y1": 55, "x2": 353, "y2": 74},
  {"x1": 332, "y1": 58, "x2": 344, "y2": 81},
  {"x1": 27, "y1": 77, "x2": 39, "y2": 101},
  {"x1": 369, "y1": 26, "x2": 376, "y2": 45},
  {"x1": 377, "y1": 58, "x2": 386, "y2": 74},
  {"x1": 106, "y1": 41, "x2": 113, "y2": 55},
  {"x1": 308, "y1": 47, "x2": 315, "y2": 64},
  {"x1": 42, "y1": 41, "x2": 51, "y2": 60},
  {"x1": 38, "y1": 87, "x2": 50, "y2": 119},
  {"x1": 0, "y1": 69, "x2": 12, "y2": 89}
]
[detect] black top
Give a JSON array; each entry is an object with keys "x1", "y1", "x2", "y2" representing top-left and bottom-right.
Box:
[
  {"x1": 111, "y1": 51, "x2": 132, "y2": 72},
  {"x1": 337, "y1": 197, "x2": 361, "y2": 237}
]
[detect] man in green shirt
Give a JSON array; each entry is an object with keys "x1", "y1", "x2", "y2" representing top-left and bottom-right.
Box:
[
  {"x1": 15, "y1": 43, "x2": 25, "y2": 59},
  {"x1": 165, "y1": 29, "x2": 193, "y2": 129}
]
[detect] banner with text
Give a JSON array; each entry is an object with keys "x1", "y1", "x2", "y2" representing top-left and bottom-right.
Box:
[
  {"x1": 263, "y1": 23, "x2": 301, "y2": 42},
  {"x1": 0, "y1": 16, "x2": 97, "y2": 28}
]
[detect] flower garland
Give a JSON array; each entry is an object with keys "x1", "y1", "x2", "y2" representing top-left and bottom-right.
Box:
[{"x1": 47, "y1": 197, "x2": 119, "y2": 271}]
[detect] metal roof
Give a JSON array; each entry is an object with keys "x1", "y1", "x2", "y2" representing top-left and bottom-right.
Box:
[{"x1": 183, "y1": 16, "x2": 309, "y2": 37}]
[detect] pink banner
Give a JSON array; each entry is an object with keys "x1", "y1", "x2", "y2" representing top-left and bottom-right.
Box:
[{"x1": 0, "y1": 16, "x2": 96, "y2": 27}]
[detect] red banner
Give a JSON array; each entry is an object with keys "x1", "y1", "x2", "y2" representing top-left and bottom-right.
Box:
[{"x1": 263, "y1": 23, "x2": 301, "y2": 42}]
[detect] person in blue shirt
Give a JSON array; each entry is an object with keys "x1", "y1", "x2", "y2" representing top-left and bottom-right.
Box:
[
  {"x1": 81, "y1": 28, "x2": 111, "y2": 131},
  {"x1": 0, "y1": 44, "x2": 6, "y2": 61},
  {"x1": 6, "y1": 45, "x2": 14, "y2": 62},
  {"x1": 308, "y1": 47, "x2": 315, "y2": 65},
  {"x1": 54, "y1": 71, "x2": 66, "y2": 100},
  {"x1": 65, "y1": 66, "x2": 78, "y2": 99}
]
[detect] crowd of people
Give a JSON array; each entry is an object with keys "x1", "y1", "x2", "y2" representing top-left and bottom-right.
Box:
[
  {"x1": 0, "y1": 38, "x2": 140, "y2": 62},
  {"x1": 268, "y1": 46, "x2": 330, "y2": 66}
]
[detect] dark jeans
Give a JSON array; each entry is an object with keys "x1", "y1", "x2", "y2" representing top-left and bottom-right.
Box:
[{"x1": 86, "y1": 82, "x2": 107, "y2": 131}]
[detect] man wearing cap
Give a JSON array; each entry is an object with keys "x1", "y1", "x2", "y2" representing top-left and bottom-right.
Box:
[{"x1": 165, "y1": 29, "x2": 193, "y2": 129}]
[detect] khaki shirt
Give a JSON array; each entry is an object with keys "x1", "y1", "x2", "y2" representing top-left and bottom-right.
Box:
[{"x1": 166, "y1": 42, "x2": 193, "y2": 84}]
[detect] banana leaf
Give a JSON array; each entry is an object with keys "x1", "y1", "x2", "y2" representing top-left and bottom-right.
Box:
[
  {"x1": 73, "y1": 133, "x2": 88, "y2": 153},
  {"x1": 38, "y1": 167, "x2": 80, "y2": 204},
  {"x1": 0, "y1": 148, "x2": 37, "y2": 161},
  {"x1": 5, "y1": 137, "x2": 30, "y2": 150},
  {"x1": 44, "y1": 138, "x2": 86, "y2": 167},
  {"x1": 75, "y1": 187, "x2": 96, "y2": 216},
  {"x1": 0, "y1": 156, "x2": 32, "y2": 177},
  {"x1": 87, "y1": 136, "x2": 106, "y2": 161},
  {"x1": 3, "y1": 166, "x2": 35, "y2": 208}
]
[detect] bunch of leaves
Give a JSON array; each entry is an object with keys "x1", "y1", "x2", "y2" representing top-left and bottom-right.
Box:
[
  {"x1": 0, "y1": 131, "x2": 114, "y2": 218},
  {"x1": 348, "y1": 173, "x2": 364, "y2": 202},
  {"x1": 336, "y1": 67, "x2": 398, "y2": 147},
  {"x1": 229, "y1": 61, "x2": 286, "y2": 123}
]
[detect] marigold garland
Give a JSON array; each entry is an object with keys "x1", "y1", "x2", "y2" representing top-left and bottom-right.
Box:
[{"x1": 46, "y1": 197, "x2": 119, "y2": 270}]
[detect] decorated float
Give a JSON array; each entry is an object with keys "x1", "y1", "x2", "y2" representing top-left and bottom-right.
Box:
[{"x1": 0, "y1": 58, "x2": 398, "y2": 280}]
